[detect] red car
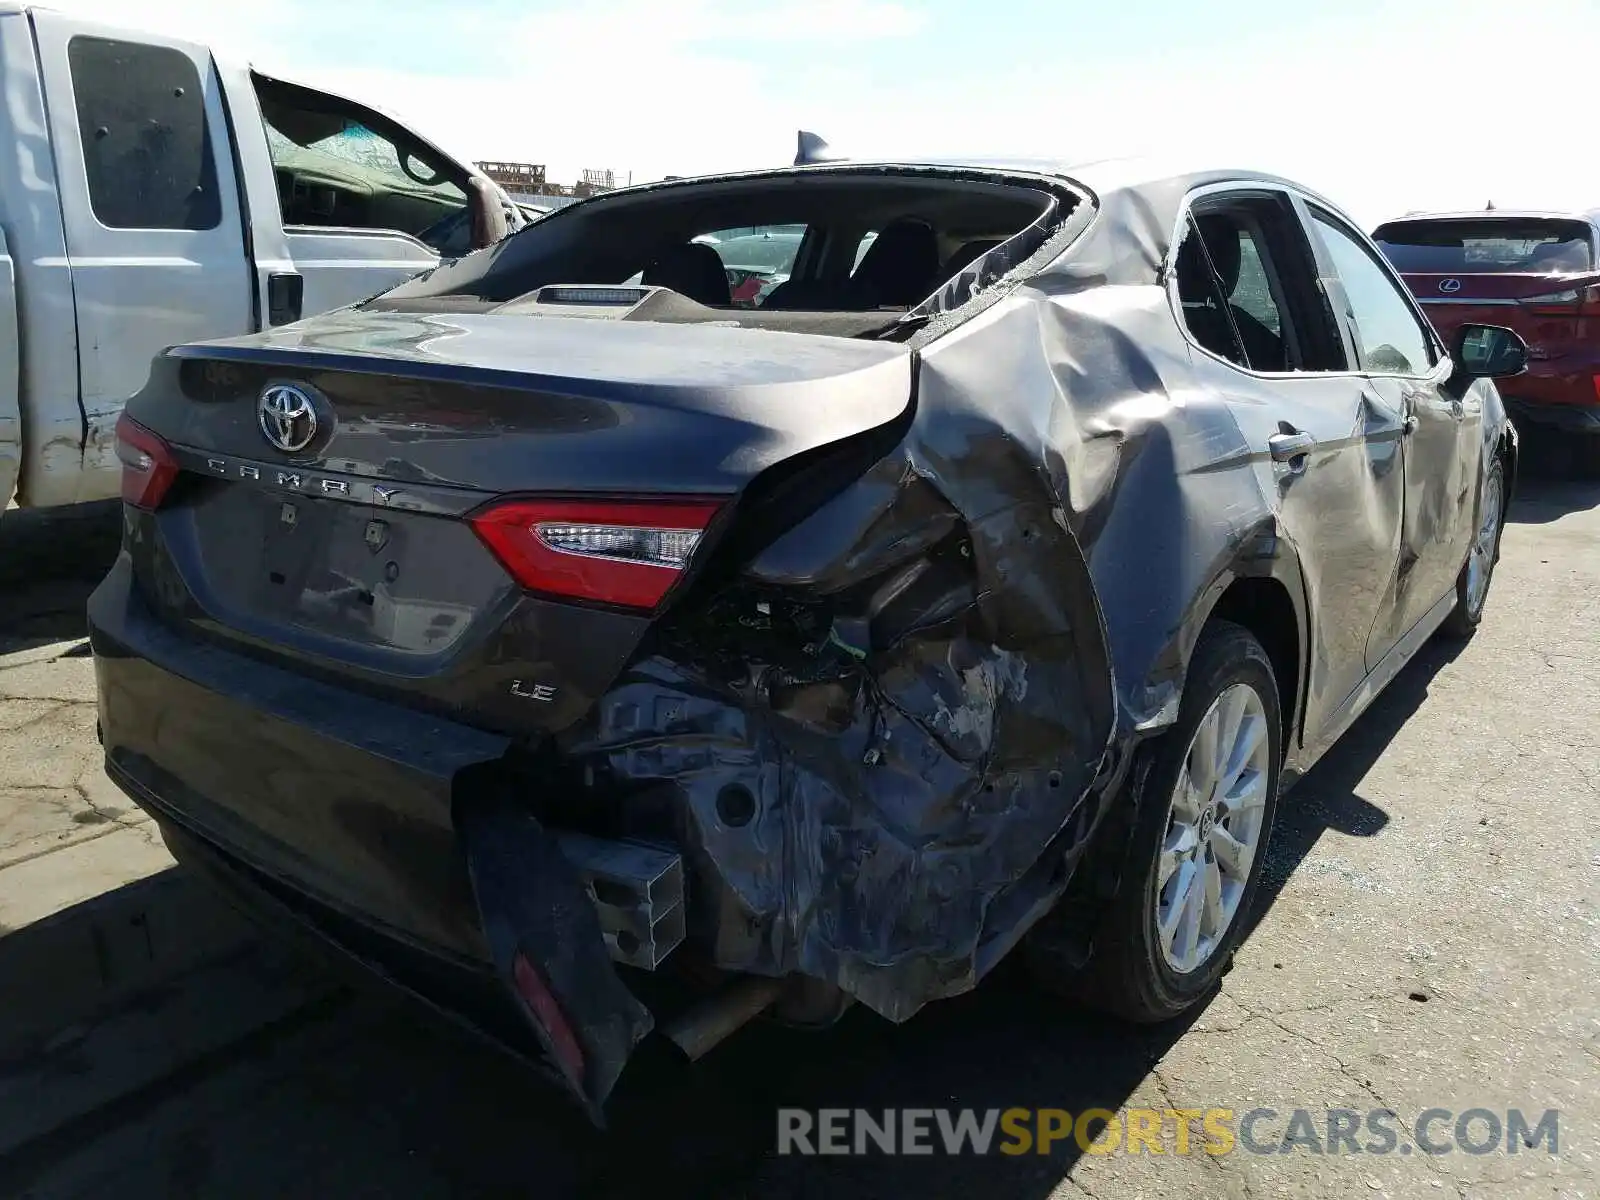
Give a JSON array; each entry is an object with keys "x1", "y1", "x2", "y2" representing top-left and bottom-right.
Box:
[{"x1": 1373, "y1": 211, "x2": 1600, "y2": 461}]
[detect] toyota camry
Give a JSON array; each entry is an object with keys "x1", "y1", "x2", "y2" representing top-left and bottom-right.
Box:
[{"x1": 90, "y1": 152, "x2": 1526, "y2": 1120}]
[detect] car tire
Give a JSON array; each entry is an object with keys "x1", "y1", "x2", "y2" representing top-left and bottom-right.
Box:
[
  {"x1": 1439, "y1": 458, "x2": 1505, "y2": 639},
  {"x1": 1028, "y1": 620, "x2": 1281, "y2": 1023}
]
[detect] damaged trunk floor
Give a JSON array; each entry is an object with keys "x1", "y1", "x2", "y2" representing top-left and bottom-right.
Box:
[{"x1": 4, "y1": 475, "x2": 1596, "y2": 1200}]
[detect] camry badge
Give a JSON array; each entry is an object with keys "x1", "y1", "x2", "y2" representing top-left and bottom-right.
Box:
[
  {"x1": 258, "y1": 384, "x2": 318, "y2": 453},
  {"x1": 1438, "y1": 278, "x2": 1463, "y2": 294}
]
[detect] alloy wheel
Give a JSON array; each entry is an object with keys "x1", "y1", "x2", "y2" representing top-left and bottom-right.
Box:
[
  {"x1": 1155, "y1": 682, "x2": 1272, "y2": 974},
  {"x1": 1464, "y1": 469, "x2": 1503, "y2": 619}
]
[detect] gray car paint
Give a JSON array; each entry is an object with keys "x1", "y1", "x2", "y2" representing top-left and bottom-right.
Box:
[{"x1": 92, "y1": 158, "x2": 1516, "y2": 1117}]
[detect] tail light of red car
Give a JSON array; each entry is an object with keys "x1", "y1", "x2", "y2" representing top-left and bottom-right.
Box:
[
  {"x1": 114, "y1": 414, "x2": 179, "y2": 509},
  {"x1": 470, "y1": 497, "x2": 723, "y2": 611},
  {"x1": 1522, "y1": 284, "x2": 1600, "y2": 317}
]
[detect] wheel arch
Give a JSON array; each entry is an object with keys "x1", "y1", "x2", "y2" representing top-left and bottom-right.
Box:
[
  {"x1": 1495, "y1": 419, "x2": 1518, "y2": 511},
  {"x1": 1184, "y1": 535, "x2": 1311, "y2": 770}
]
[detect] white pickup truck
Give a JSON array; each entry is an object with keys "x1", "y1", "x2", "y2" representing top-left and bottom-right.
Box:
[{"x1": 0, "y1": 4, "x2": 523, "y2": 513}]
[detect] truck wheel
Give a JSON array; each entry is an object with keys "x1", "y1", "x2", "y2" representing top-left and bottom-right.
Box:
[
  {"x1": 1439, "y1": 458, "x2": 1505, "y2": 639},
  {"x1": 1029, "y1": 621, "x2": 1281, "y2": 1023}
]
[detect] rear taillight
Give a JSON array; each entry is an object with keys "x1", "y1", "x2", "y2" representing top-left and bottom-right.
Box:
[
  {"x1": 114, "y1": 414, "x2": 178, "y2": 509},
  {"x1": 1524, "y1": 284, "x2": 1600, "y2": 316},
  {"x1": 470, "y1": 497, "x2": 722, "y2": 610}
]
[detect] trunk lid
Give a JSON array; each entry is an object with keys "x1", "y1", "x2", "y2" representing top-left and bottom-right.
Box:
[
  {"x1": 1400, "y1": 269, "x2": 1600, "y2": 359},
  {"x1": 124, "y1": 309, "x2": 913, "y2": 734}
]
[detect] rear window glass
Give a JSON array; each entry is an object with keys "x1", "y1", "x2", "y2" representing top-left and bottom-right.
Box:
[{"x1": 1373, "y1": 219, "x2": 1593, "y2": 274}]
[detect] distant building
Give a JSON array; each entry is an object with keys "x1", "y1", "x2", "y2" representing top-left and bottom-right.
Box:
[
  {"x1": 475, "y1": 159, "x2": 630, "y2": 204},
  {"x1": 477, "y1": 160, "x2": 547, "y2": 191}
]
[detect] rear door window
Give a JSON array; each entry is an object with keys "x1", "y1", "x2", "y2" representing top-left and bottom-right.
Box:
[
  {"x1": 1373, "y1": 218, "x2": 1594, "y2": 274},
  {"x1": 1230, "y1": 234, "x2": 1283, "y2": 338},
  {"x1": 1310, "y1": 210, "x2": 1437, "y2": 376},
  {"x1": 68, "y1": 36, "x2": 220, "y2": 230},
  {"x1": 1175, "y1": 193, "x2": 1344, "y2": 373}
]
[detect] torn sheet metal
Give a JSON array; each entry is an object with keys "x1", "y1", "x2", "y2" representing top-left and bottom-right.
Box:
[{"x1": 552, "y1": 166, "x2": 1379, "y2": 1024}]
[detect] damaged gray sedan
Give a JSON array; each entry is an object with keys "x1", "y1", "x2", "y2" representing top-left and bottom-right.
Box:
[{"x1": 89, "y1": 154, "x2": 1526, "y2": 1120}]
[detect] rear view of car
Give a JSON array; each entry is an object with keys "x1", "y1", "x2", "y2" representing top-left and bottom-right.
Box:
[
  {"x1": 1373, "y1": 212, "x2": 1600, "y2": 456},
  {"x1": 88, "y1": 158, "x2": 1521, "y2": 1129}
]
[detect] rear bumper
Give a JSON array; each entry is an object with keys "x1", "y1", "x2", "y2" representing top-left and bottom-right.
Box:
[
  {"x1": 89, "y1": 554, "x2": 508, "y2": 963},
  {"x1": 1500, "y1": 358, "x2": 1600, "y2": 430},
  {"x1": 88, "y1": 555, "x2": 653, "y2": 1116},
  {"x1": 1502, "y1": 395, "x2": 1600, "y2": 432}
]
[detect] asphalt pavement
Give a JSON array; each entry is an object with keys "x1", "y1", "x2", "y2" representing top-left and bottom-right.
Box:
[{"x1": 0, "y1": 472, "x2": 1595, "y2": 1200}]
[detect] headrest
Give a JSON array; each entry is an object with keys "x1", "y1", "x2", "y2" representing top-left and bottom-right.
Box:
[
  {"x1": 851, "y1": 217, "x2": 941, "y2": 306},
  {"x1": 642, "y1": 242, "x2": 732, "y2": 307}
]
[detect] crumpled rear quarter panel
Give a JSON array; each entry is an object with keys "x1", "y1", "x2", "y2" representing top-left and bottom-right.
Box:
[{"x1": 554, "y1": 174, "x2": 1286, "y2": 1024}]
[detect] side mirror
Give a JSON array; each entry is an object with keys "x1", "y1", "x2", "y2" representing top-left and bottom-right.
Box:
[
  {"x1": 1454, "y1": 323, "x2": 1528, "y2": 379},
  {"x1": 465, "y1": 175, "x2": 510, "y2": 251}
]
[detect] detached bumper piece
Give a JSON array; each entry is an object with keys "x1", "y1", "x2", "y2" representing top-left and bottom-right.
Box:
[{"x1": 457, "y1": 785, "x2": 654, "y2": 1123}]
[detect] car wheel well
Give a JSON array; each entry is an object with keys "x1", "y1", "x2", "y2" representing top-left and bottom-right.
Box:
[
  {"x1": 1496, "y1": 432, "x2": 1517, "y2": 513},
  {"x1": 1206, "y1": 577, "x2": 1299, "y2": 756}
]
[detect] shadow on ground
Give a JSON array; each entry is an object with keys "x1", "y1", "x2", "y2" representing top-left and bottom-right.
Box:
[
  {"x1": 1506, "y1": 427, "x2": 1600, "y2": 525},
  {"x1": 0, "y1": 614, "x2": 1472, "y2": 1200},
  {"x1": 0, "y1": 501, "x2": 120, "y2": 648},
  {"x1": 1506, "y1": 474, "x2": 1600, "y2": 526}
]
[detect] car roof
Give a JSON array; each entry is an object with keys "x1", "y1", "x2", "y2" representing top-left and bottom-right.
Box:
[
  {"x1": 616, "y1": 154, "x2": 1348, "y2": 220},
  {"x1": 1374, "y1": 209, "x2": 1600, "y2": 229}
]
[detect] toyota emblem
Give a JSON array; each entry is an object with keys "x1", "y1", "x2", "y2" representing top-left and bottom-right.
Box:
[
  {"x1": 1438, "y1": 278, "x2": 1463, "y2": 294},
  {"x1": 258, "y1": 384, "x2": 318, "y2": 454}
]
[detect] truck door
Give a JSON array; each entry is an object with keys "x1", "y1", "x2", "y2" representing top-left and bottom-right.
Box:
[
  {"x1": 221, "y1": 71, "x2": 467, "y2": 323},
  {"x1": 30, "y1": 11, "x2": 253, "y2": 486},
  {"x1": 0, "y1": 227, "x2": 18, "y2": 510}
]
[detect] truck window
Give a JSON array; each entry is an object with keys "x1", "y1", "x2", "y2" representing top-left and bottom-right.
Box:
[
  {"x1": 253, "y1": 76, "x2": 468, "y2": 252},
  {"x1": 67, "y1": 37, "x2": 221, "y2": 231}
]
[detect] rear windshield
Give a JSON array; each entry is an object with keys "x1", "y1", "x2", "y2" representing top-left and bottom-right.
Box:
[
  {"x1": 374, "y1": 170, "x2": 1079, "y2": 338},
  {"x1": 1373, "y1": 218, "x2": 1594, "y2": 274}
]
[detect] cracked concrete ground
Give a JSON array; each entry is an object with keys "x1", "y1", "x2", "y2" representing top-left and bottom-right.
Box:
[
  {"x1": 0, "y1": 503, "x2": 174, "y2": 934},
  {"x1": 0, "y1": 477, "x2": 1595, "y2": 1200}
]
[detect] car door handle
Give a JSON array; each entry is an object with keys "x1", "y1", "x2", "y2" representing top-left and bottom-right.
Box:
[
  {"x1": 1402, "y1": 415, "x2": 1419, "y2": 435},
  {"x1": 1269, "y1": 430, "x2": 1317, "y2": 463}
]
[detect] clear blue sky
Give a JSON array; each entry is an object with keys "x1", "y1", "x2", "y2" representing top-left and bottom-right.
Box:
[{"x1": 56, "y1": 0, "x2": 1600, "y2": 225}]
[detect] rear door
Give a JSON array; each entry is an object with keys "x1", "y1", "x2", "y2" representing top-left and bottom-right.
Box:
[
  {"x1": 31, "y1": 11, "x2": 253, "y2": 483},
  {"x1": 1310, "y1": 206, "x2": 1476, "y2": 661},
  {"x1": 1176, "y1": 188, "x2": 1405, "y2": 746}
]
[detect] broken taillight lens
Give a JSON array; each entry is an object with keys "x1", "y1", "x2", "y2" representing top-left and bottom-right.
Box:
[
  {"x1": 114, "y1": 414, "x2": 178, "y2": 509},
  {"x1": 470, "y1": 497, "x2": 722, "y2": 610}
]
